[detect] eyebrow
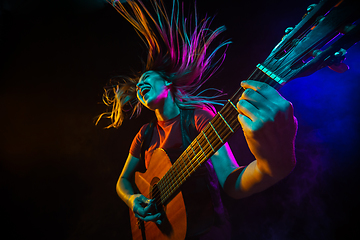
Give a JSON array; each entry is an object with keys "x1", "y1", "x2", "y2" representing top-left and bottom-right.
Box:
[
  {"x1": 141, "y1": 73, "x2": 150, "y2": 82},
  {"x1": 137, "y1": 73, "x2": 149, "y2": 90}
]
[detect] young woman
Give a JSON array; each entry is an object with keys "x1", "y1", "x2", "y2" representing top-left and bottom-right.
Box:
[{"x1": 97, "y1": 0, "x2": 297, "y2": 239}]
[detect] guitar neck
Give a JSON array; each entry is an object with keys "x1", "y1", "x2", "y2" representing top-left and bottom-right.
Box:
[
  {"x1": 156, "y1": 67, "x2": 284, "y2": 205},
  {"x1": 142, "y1": 0, "x2": 360, "y2": 207}
]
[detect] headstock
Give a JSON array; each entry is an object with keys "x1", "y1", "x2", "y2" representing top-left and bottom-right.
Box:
[{"x1": 258, "y1": 0, "x2": 360, "y2": 88}]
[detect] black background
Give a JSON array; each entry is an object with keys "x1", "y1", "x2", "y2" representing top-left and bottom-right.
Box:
[{"x1": 1, "y1": 0, "x2": 359, "y2": 239}]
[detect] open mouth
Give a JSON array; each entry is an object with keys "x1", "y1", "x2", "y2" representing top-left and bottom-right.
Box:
[{"x1": 140, "y1": 87, "x2": 150, "y2": 98}]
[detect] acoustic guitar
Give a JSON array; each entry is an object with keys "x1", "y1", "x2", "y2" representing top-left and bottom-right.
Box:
[{"x1": 129, "y1": 0, "x2": 360, "y2": 239}]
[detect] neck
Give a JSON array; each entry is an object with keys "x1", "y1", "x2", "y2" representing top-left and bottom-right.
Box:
[{"x1": 154, "y1": 92, "x2": 180, "y2": 121}]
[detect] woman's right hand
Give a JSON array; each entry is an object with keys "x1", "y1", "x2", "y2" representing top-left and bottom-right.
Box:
[{"x1": 128, "y1": 194, "x2": 162, "y2": 224}]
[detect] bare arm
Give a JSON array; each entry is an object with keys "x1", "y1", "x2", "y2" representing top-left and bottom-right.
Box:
[
  {"x1": 116, "y1": 154, "x2": 139, "y2": 206},
  {"x1": 116, "y1": 153, "x2": 161, "y2": 223},
  {"x1": 211, "y1": 80, "x2": 297, "y2": 199}
]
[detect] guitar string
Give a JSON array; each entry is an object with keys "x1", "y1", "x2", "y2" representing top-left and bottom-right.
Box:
[
  {"x1": 143, "y1": 16, "x2": 324, "y2": 218},
  {"x1": 257, "y1": 13, "x2": 319, "y2": 83},
  {"x1": 153, "y1": 99, "x2": 231, "y2": 199},
  {"x1": 151, "y1": 106, "x2": 238, "y2": 203},
  {"x1": 146, "y1": 123, "x2": 235, "y2": 218},
  {"x1": 156, "y1": 101, "x2": 267, "y2": 203},
  {"x1": 152, "y1": 58, "x2": 291, "y2": 203},
  {"x1": 149, "y1": 117, "x2": 241, "y2": 220},
  {"x1": 160, "y1": 111, "x2": 225, "y2": 193},
  {"x1": 151, "y1": 112, "x2": 240, "y2": 205},
  {"x1": 270, "y1": 18, "x2": 320, "y2": 80},
  {"x1": 154, "y1": 75, "x2": 245, "y2": 204},
  {"x1": 141, "y1": 121, "x2": 239, "y2": 228},
  {"x1": 156, "y1": 13, "x2": 328, "y2": 207},
  {"x1": 271, "y1": 11, "x2": 326, "y2": 81},
  {"x1": 152, "y1": 122, "x2": 220, "y2": 202},
  {"x1": 160, "y1": 71, "x2": 278, "y2": 203},
  {"x1": 151, "y1": 69, "x2": 278, "y2": 203},
  {"x1": 165, "y1": 108, "x2": 237, "y2": 196},
  {"x1": 154, "y1": 77, "x2": 256, "y2": 202}
]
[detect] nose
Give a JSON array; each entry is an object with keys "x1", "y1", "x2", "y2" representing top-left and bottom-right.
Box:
[
  {"x1": 137, "y1": 76, "x2": 149, "y2": 90},
  {"x1": 136, "y1": 81, "x2": 143, "y2": 91}
]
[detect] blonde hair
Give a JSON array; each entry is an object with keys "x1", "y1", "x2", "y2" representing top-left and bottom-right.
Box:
[{"x1": 97, "y1": 0, "x2": 230, "y2": 128}]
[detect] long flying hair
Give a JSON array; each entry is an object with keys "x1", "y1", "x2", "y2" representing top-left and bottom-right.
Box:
[{"x1": 97, "y1": 0, "x2": 231, "y2": 128}]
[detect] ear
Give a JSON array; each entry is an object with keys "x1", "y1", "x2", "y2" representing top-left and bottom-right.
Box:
[{"x1": 165, "y1": 80, "x2": 173, "y2": 87}]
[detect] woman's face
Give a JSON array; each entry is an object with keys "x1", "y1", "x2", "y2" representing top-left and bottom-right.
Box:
[{"x1": 136, "y1": 71, "x2": 171, "y2": 110}]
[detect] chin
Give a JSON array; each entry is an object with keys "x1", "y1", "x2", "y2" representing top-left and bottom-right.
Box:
[{"x1": 143, "y1": 100, "x2": 156, "y2": 111}]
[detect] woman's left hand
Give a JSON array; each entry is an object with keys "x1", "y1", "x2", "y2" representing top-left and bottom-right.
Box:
[{"x1": 237, "y1": 80, "x2": 297, "y2": 177}]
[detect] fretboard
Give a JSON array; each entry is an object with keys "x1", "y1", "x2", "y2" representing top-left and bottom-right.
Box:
[{"x1": 153, "y1": 66, "x2": 284, "y2": 205}]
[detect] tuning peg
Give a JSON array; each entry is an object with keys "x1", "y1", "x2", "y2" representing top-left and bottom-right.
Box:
[
  {"x1": 328, "y1": 62, "x2": 349, "y2": 73},
  {"x1": 334, "y1": 48, "x2": 347, "y2": 57},
  {"x1": 302, "y1": 4, "x2": 317, "y2": 19},
  {"x1": 339, "y1": 24, "x2": 356, "y2": 34},
  {"x1": 310, "y1": 48, "x2": 349, "y2": 73},
  {"x1": 281, "y1": 27, "x2": 294, "y2": 40},
  {"x1": 307, "y1": 4, "x2": 317, "y2": 13},
  {"x1": 328, "y1": 49, "x2": 349, "y2": 73},
  {"x1": 285, "y1": 27, "x2": 294, "y2": 34}
]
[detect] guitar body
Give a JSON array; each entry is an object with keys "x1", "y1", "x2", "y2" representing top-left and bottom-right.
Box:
[
  {"x1": 129, "y1": 148, "x2": 187, "y2": 240},
  {"x1": 125, "y1": 1, "x2": 360, "y2": 239}
]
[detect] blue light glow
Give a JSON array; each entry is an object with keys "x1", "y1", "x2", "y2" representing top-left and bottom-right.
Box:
[{"x1": 281, "y1": 43, "x2": 360, "y2": 166}]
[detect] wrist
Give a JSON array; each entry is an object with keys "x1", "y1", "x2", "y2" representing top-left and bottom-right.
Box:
[{"x1": 256, "y1": 153, "x2": 296, "y2": 178}]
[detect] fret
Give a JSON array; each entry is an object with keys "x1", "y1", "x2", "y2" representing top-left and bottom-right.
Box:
[
  {"x1": 247, "y1": 66, "x2": 283, "y2": 90},
  {"x1": 158, "y1": 103, "x2": 244, "y2": 204},
  {"x1": 162, "y1": 180, "x2": 174, "y2": 203},
  {"x1": 159, "y1": 178, "x2": 165, "y2": 203},
  {"x1": 202, "y1": 131, "x2": 215, "y2": 153},
  {"x1": 256, "y1": 64, "x2": 285, "y2": 85},
  {"x1": 247, "y1": 67, "x2": 258, "y2": 79},
  {"x1": 167, "y1": 170, "x2": 175, "y2": 195},
  {"x1": 160, "y1": 194, "x2": 164, "y2": 204},
  {"x1": 209, "y1": 122, "x2": 224, "y2": 144},
  {"x1": 167, "y1": 172, "x2": 177, "y2": 198},
  {"x1": 189, "y1": 144, "x2": 201, "y2": 165},
  {"x1": 173, "y1": 165, "x2": 181, "y2": 188},
  {"x1": 161, "y1": 174, "x2": 169, "y2": 197},
  {"x1": 222, "y1": 106, "x2": 239, "y2": 128},
  {"x1": 158, "y1": 180, "x2": 164, "y2": 197},
  {"x1": 157, "y1": 77, "x2": 247, "y2": 204},
  {"x1": 181, "y1": 154, "x2": 191, "y2": 177},
  {"x1": 227, "y1": 99, "x2": 238, "y2": 111},
  {"x1": 164, "y1": 189, "x2": 172, "y2": 202},
  {"x1": 195, "y1": 138, "x2": 207, "y2": 161},
  {"x1": 218, "y1": 112, "x2": 234, "y2": 133},
  {"x1": 156, "y1": 64, "x2": 288, "y2": 205},
  {"x1": 172, "y1": 163, "x2": 179, "y2": 185},
  {"x1": 154, "y1": 0, "x2": 339, "y2": 200},
  {"x1": 251, "y1": 68, "x2": 264, "y2": 81},
  {"x1": 185, "y1": 150, "x2": 194, "y2": 174},
  {"x1": 178, "y1": 158, "x2": 186, "y2": 182},
  {"x1": 154, "y1": 183, "x2": 161, "y2": 203}
]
